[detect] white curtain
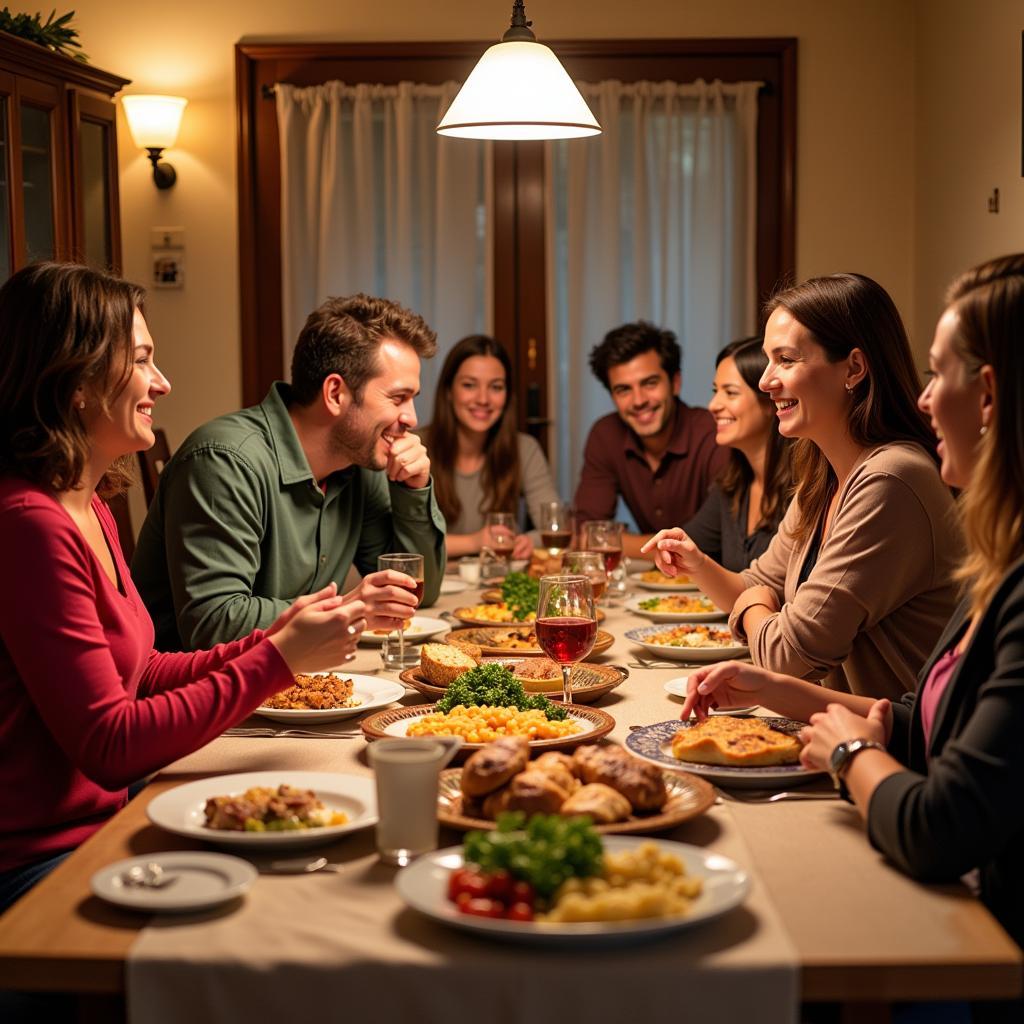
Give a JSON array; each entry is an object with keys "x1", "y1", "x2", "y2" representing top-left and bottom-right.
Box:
[
  {"x1": 276, "y1": 81, "x2": 493, "y2": 419},
  {"x1": 545, "y1": 79, "x2": 761, "y2": 503}
]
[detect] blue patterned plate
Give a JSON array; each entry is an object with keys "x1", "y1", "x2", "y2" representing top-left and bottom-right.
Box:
[{"x1": 625, "y1": 718, "x2": 826, "y2": 788}]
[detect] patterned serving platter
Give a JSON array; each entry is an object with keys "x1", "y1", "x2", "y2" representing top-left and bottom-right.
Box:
[
  {"x1": 625, "y1": 717, "x2": 826, "y2": 788},
  {"x1": 436, "y1": 766, "x2": 715, "y2": 834},
  {"x1": 446, "y1": 626, "x2": 615, "y2": 657},
  {"x1": 360, "y1": 703, "x2": 615, "y2": 755},
  {"x1": 451, "y1": 605, "x2": 605, "y2": 627},
  {"x1": 398, "y1": 660, "x2": 628, "y2": 705}
]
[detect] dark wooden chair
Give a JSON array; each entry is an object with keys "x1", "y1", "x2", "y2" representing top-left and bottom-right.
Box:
[
  {"x1": 105, "y1": 492, "x2": 135, "y2": 561},
  {"x1": 139, "y1": 428, "x2": 171, "y2": 506}
]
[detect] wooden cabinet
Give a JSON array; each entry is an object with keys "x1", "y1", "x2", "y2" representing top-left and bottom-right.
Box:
[{"x1": 0, "y1": 32, "x2": 128, "y2": 280}]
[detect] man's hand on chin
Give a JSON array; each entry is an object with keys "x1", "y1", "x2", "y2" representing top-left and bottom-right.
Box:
[{"x1": 386, "y1": 432, "x2": 431, "y2": 489}]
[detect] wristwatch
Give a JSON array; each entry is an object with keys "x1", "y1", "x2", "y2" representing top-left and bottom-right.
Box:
[{"x1": 829, "y1": 738, "x2": 885, "y2": 803}]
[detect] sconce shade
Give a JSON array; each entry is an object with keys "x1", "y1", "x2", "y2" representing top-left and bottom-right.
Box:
[
  {"x1": 437, "y1": 41, "x2": 600, "y2": 141},
  {"x1": 123, "y1": 95, "x2": 187, "y2": 150}
]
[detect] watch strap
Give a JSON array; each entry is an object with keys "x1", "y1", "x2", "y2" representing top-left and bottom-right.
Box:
[{"x1": 832, "y1": 738, "x2": 885, "y2": 803}]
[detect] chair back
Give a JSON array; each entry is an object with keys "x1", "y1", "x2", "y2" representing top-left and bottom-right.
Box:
[
  {"x1": 105, "y1": 492, "x2": 135, "y2": 561},
  {"x1": 139, "y1": 428, "x2": 171, "y2": 505}
]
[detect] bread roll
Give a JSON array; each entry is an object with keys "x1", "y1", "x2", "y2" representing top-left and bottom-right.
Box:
[
  {"x1": 561, "y1": 783, "x2": 631, "y2": 824},
  {"x1": 419, "y1": 643, "x2": 477, "y2": 688},
  {"x1": 504, "y1": 770, "x2": 569, "y2": 816},
  {"x1": 460, "y1": 736, "x2": 530, "y2": 797}
]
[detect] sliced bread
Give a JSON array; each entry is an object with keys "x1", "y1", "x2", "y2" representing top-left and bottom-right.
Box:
[{"x1": 419, "y1": 643, "x2": 477, "y2": 688}]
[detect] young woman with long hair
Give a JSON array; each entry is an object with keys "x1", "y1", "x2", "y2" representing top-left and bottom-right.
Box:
[
  {"x1": 681, "y1": 336, "x2": 794, "y2": 571},
  {"x1": 681, "y1": 254, "x2": 1024, "y2": 970},
  {"x1": 643, "y1": 274, "x2": 962, "y2": 699},
  {"x1": 422, "y1": 335, "x2": 559, "y2": 559},
  {"x1": 0, "y1": 263, "x2": 366, "y2": 912}
]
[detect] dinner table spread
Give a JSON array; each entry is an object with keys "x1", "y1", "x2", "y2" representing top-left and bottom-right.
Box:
[{"x1": 0, "y1": 565, "x2": 1020, "y2": 1024}]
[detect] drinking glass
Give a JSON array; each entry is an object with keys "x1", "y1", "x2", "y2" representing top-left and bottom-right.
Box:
[
  {"x1": 563, "y1": 550, "x2": 608, "y2": 604},
  {"x1": 484, "y1": 511, "x2": 517, "y2": 572},
  {"x1": 377, "y1": 552, "x2": 424, "y2": 669},
  {"x1": 581, "y1": 519, "x2": 624, "y2": 580},
  {"x1": 538, "y1": 501, "x2": 573, "y2": 555},
  {"x1": 535, "y1": 574, "x2": 597, "y2": 705}
]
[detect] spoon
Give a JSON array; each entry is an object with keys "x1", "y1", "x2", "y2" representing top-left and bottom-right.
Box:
[
  {"x1": 120, "y1": 862, "x2": 178, "y2": 888},
  {"x1": 264, "y1": 856, "x2": 345, "y2": 874}
]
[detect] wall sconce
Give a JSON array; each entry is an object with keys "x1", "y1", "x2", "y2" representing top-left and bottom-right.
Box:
[
  {"x1": 437, "y1": 0, "x2": 599, "y2": 140},
  {"x1": 122, "y1": 95, "x2": 188, "y2": 189}
]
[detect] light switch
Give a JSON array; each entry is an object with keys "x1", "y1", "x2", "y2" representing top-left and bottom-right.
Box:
[{"x1": 151, "y1": 226, "x2": 184, "y2": 249}]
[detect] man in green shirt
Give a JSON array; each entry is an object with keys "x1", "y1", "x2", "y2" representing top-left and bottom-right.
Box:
[{"x1": 132, "y1": 294, "x2": 447, "y2": 651}]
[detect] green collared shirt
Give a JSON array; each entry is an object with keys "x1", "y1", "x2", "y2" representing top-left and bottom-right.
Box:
[{"x1": 132, "y1": 383, "x2": 447, "y2": 650}]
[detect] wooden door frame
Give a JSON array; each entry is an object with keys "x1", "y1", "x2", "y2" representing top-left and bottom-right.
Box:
[{"x1": 235, "y1": 38, "x2": 797, "y2": 433}]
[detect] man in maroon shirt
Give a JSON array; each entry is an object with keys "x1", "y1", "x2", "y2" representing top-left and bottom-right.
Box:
[{"x1": 573, "y1": 320, "x2": 728, "y2": 558}]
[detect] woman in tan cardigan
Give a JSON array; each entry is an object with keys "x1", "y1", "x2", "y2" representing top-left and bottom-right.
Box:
[{"x1": 642, "y1": 274, "x2": 961, "y2": 698}]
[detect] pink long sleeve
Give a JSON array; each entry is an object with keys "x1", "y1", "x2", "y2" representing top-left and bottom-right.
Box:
[{"x1": 0, "y1": 480, "x2": 293, "y2": 870}]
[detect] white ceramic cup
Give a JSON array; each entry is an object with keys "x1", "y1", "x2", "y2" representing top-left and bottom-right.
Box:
[
  {"x1": 367, "y1": 737, "x2": 463, "y2": 866},
  {"x1": 458, "y1": 557, "x2": 481, "y2": 584}
]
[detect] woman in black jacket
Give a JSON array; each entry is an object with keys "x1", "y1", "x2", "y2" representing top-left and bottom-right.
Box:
[{"x1": 681, "y1": 254, "x2": 1024, "y2": 958}]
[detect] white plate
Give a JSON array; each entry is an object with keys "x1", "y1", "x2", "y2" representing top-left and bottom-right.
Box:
[
  {"x1": 626, "y1": 719, "x2": 826, "y2": 788},
  {"x1": 626, "y1": 625, "x2": 748, "y2": 663},
  {"x1": 395, "y1": 836, "x2": 749, "y2": 945},
  {"x1": 147, "y1": 771, "x2": 377, "y2": 848},
  {"x1": 439, "y1": 578, "x2": 470, "y2": 595},
  {"x1": 254, "y1": 675, "x2": 404, "y2": 723},
  {"x1": 626, "y1": 594, "x2": 727, "y2": 623},
  {"x1": 91, "y1": 851, "x2": 257, "y2": 913},
  {"x1": 379, "y1": 711, "x2": 598, "y2": 740},
  {"x1": 662, "y1": 678, "x2": 758, "y2": 716},
  {"x1": 629, "y1": 571, "x2": 699, "y2": 592},
  {"x1": 358, "y1": 616, "x2": 450, "y2": 646}
]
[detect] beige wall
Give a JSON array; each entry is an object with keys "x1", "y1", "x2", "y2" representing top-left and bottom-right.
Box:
[
  {"x1": 71, "y1": 0, "x2": 920, "y2": 456},
  {"x1": 913, "y1": 0, "x2": 1024, "y2": 349}
]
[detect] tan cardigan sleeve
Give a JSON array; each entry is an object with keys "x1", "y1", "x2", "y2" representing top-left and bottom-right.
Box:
[{"x1": 739, "y1": 471, "x2": 941, "y2": 680}]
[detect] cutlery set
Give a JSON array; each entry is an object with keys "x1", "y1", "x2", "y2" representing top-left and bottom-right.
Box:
[{"x1": 223, "y1": 727, "x2": 362, "y2": 739}]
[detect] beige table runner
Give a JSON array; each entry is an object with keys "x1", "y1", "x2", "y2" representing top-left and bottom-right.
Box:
[{"x1": 127, "y1": 586, "x2": 799, "y2": 1024}]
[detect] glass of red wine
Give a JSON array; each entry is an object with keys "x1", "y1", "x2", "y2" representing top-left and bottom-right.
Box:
[
  {"x1": 377, "y1": 552, "x2": 425, "y2": 669},
  {"x1": 581, "y1": 519, "x2": 624, "y2": 579},
  {"x1": 484, "y1": 511, "x2": 517, "y2": 573},
  {"x1": 562, "y1": 550, "x2": 607, "y2": 604},
  {"x1": 535, "y1": 574, "x2": 597, "y2": 705},
  {"x1": 538, "y1": 501, "x2": 573, "y2": 556}
]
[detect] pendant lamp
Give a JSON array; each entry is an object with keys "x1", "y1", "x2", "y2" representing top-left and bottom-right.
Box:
[{"x1": 437, "y1": 1, "x2": 600, "y2": 141}]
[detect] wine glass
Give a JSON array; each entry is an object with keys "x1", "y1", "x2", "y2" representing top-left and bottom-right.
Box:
[
  {"x1": 538, "y1": 501, "x2": 573, "y2": 555},
  {"x1": 562, "y1": 550, "x2": 608, "y2": 604},
  {"x1": 535, "y1": 574, "x2": 597, "y2": 705},
  {"x1": 484, "y1": 511, "x2": 517, "y2": 573},
  {"x1": 581, "y1": 519, "x2": 624, "y2": 580},
  {"x1": 377, "y1": 552, "x2": 425, "y2": 669}
]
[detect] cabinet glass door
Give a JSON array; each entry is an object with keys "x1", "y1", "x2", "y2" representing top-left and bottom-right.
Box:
[
  {"x1": 0, "y1": 99, "x2": 10, "y2": 281},
  {"x1": 78, "y1": 117, "x2": 111, "y2": 268},
  {"x1": 19, "y1": 101, "x2": 55, "y2": 263}
]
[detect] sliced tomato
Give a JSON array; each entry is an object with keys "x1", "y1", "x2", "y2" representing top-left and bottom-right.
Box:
[
  {"x1": 460, "y1": 897, "x2": 505, "y2": 918},
  {"x1": 447, "y1": 867, "x2": 488, "y2": 903},
  {"x1": 505, "y1": 901, "x2": 534, "y2": 922},
  {"x1": 510, "y1": 879, "x2": 535, "y2": 904},
  {"x1": 483, "y1": 869, "x2": 513, "y2": 902}
]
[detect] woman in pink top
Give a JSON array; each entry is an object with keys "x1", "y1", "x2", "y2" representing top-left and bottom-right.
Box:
[
  {"x1": 0, "y1": 263, "x2": 367, "y2": 912},
  {"x1": 681, "y1": 255, "x2": 1024, "y2": 968}
]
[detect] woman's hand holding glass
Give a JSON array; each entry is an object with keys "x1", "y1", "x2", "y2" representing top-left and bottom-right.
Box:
[
  {"x1": 265, "y1": 585, "x2": 367, "y2": 673},
  {"x1": 640, "y1": 527, "x2": 708, "y2": 577}
]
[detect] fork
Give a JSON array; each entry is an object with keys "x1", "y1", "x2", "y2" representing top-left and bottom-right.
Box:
[
  {"x1": 718, "y1": 788, "x2": 838, "y2": 802},
  {"x1": 628, "y1": 658, "x2": 703, "y2": 669},
  {"x1": 223, "y1": 727, "x2": 362, "y2": 739}
]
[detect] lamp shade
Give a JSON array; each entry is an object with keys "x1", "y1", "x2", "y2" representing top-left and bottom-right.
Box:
[
  {"x1": 122, "y1": 95, "x2": 188, "y2": 150},
  {"x1": 437, "y1": 41, "x2": 599, "y2": 141}
]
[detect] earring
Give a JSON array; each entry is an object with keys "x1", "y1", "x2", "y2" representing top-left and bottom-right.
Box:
[
  {"x1": 845, "y1": 384, "x2": 854, "y2": 393},
  {"x1": 77, "y1": 399, "x2": 86, "y2": 410},
  {"x1": 980, "y1": 425, "x2": 988, "y2": 436}
]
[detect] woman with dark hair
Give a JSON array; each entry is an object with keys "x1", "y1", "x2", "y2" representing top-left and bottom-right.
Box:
[
  {"x1": 644, "y1": 273, "x2": 962, "y2": 699},
  {"x1": 681, "y1": 336, "x2": 793, "y2": 571},
  {"x1": 422, "y1": 335, "x2": 559, "y2": 559},
  {"x1": 0, "y1": 263, "x2": 367, "y2": 912},
  {"x1": 682, "y1": 255, "x2": 1024, "y2": 979}
]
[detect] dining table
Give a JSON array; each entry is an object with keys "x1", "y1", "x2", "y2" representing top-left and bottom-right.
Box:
[{"x1": 0, "y1": 569, "x2": 1020, "y2": 1024}]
